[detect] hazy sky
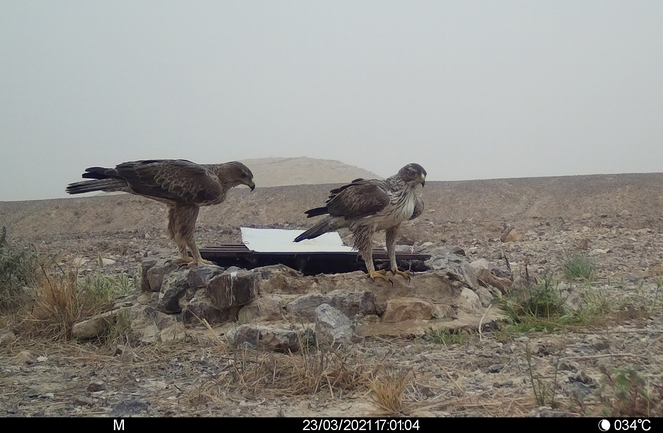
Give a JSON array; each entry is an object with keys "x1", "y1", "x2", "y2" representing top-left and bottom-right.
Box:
[{"x1": 1, "y1": 1, "x2": 662, "y2": 201}]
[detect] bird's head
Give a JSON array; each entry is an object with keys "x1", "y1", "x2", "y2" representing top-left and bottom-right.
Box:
[
  {"x1": 398, "y1": 163, "x2": 427, "y2": 187},
  {"x1": 224, "y1": 161, "x2": 255, "y2": 191}
]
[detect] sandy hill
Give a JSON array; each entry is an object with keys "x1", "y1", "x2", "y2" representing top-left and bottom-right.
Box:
[{"x1": 239, "y1": 157, "x2": 381, "y2": 187}]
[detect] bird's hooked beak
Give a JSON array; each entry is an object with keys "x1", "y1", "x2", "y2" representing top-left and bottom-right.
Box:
[
  {"x1": 247, "y1": 179, "x2": 256, "y2": 191},
  {"x1": 420, "y1": 173, "x2": 426, "y2": 187}
]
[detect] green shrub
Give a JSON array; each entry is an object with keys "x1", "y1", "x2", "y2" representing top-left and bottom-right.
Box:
[
  {"x1": 561, "y1": 252, "x2": 596, "y2": 281},
  {"x1": 0, "y1": 227, "x2": 39, "y2": 311}
]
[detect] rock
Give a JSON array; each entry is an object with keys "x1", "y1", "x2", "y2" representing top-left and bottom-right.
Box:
[
  {"x1": 110, "y1": 399, "x2": 150, "y2": 417},
  {"x1": 157, "y1": 271, "x2": 190, "y2": 314},
  {"x1": 285, "y1": 293, "x2": 331, "y2": 320},
  {"x1": 475, "y1": 268, "x2": 512, "y2": 294},
  {"x1": 160, "y1": 322, "x2": 186, "y2": 342},
  {"x1": 382, "y1": 298, "x2": 434, "y2": 322},
  {"x1": 187, "y1": 265, "x2": 224, "y2": 289},
  {"x1": 207, "y1": 268, "x2": 256, "y2": 309},
  {"x1": 586, "y1": 335, "x2": 611, "y2": 351},
  {"x1": 502, "y1": 230, "x2": 523, "y2": 242},
  {"x1": 136, "y1": 292, "x2": 154, "y2": 305},
  {"x1": 72, "y1": 310, "x2": 118, "y2": 340},
  {"x1": 72, "y1": 395, "x2": 95, "y2": 406},
  {"x1": 144, "y1": 259, "x2": 180, "y2": 292},
  {"x1": 182, "y1": 290, "x2": 232, "y2": 325},
  {"x1": 432, "y1": 304, "x2": 457, "y2": 319},
  {"x1": 469, "y1": 259, "x2": 490, "y2": 271},
  {"x1": 14, "y1": 350, "x2": 36, "y2": 365},
  {"x1": 0, "y1": 328, "x2": 17, "y2": 345},
  {"x1": 457, "y1": 288, "x2": 483, "y2": 314},
  {"x1": 238, "y1": 295, "x2": 284, "y2": 323},
  {"x1": 577, "y1": 238, "x2": 590, "y2": 250},
  {"x1": 227, "y1": 324, "x2": 300, "y2": 352},
  {"x1": 487, "y1": 364, "x2": 504, "y2": 373},
  {"x1": 254, "y1": 264, "x2": 310, "y2": 294},
  {"x1": 456, "y1": 262, "x2": 479, "y2": 290},
  {"x1": 314, "y1": 304, "x2": 355, "y2": 347},
  {"x1": 72, "y1": 257, "x2": 89, "y2": 267},
  {"x1": 138, "y1": 324, "x2": 160, "y2": 343},
  {"x1": 87, "y1": 381, "x2": 105, "y2": 392},
  {"x1": 474, "y1": 286, "x2": 495, "y2": 307},
  {"x1": 140, "y1": 258, "x2": 158, "y2": 291},
  {"x1": 424, "y1": 252, "x2": 467, "y2": 271},
  {"x1": 328, "y1": 290, "x2": 382, "y2": 318}
]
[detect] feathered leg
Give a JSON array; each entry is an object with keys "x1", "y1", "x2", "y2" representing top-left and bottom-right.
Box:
[
  {"x1": 167, "y1": 205, "x2": 192, "y2": 265},
  {"x1": 168, "y1": 204, "x2": 212, "y2": 266},
  {"x1": 386, "y1": 224, "x2": 410, "y2": 280},
  {"x1": 186, "y1": 237, "x2": 213, "y2": 267},
  {"x1": 354, "y1": 225, "x2": 389, "y2": 281}
]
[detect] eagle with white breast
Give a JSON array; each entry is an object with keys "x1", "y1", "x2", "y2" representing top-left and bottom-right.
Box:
[
  {"x1": 294, "y1": 163, "x2": 426, "y2": 281},
  {"x1": 66, "y1": 159, "x2": 255, "y2": 267}
]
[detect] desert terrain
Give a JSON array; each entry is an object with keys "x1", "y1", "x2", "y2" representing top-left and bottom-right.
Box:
[{"x1": 1, "y1": 158, "x2": 662, "y2": 417}]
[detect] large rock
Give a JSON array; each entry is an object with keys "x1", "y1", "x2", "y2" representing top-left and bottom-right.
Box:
[
  {"x1": 254, "y1": 265, "x2": 311, "y2": 294},
  {"x1": 382, "y1": 298, "x2": 434, "y2": 322},
  {"x1": 207, "y1": 269, "x2": 257, "y2": 309},
  {"x1": 328, "y1": 290, "x2": 382, "y2": 318},
  {"x1": 157, "y1": 271, "x2": 190, "y2": 314},
  {"x1": 314, "y1": 304, "x2": 355, "y2": 347},
  {"x1": 187, "y1": 265, "x2": 224, "y2": 289},
  {"x1": 457, "y1": 288, "x2": 483, "y2": 314},
  {"x1": 182, "y1": 290, "x2": 233, "y2": 325},
  {"x1": 285, "y1": 293, "x2": 331, "y2": 320},
  {"x1": 227, "y1": 324, "x2": 300, "y2": 352},
  {"x1": 238, "y1": 295, "x2": 284, "y2": 323},
  {"x1": 284, "y1": 289, "x2": 381, "y2": 321},
  {"x1": 143, "y1": 259, "x2": 180, "y2": 292},
  {"x1": 72, "y1": 310, "x2": 119, "y2": 340}
]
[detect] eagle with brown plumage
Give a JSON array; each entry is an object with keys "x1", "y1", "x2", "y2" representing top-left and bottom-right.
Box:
[
  {"x1": 66, "y1": 159, "x2": 255, "y2": 267},
  {"x1": 294, "y1": 163, "x2": 426, "y2": 281}
]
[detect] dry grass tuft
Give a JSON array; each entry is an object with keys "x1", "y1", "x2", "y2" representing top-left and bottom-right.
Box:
[
  {"x1": 181, "y1": 338, "x2": 373, "y2": 409},
  {"x1": 227, "y1": 342, "x2": 372, "y2": 397},
  {"x1": 19, "y1": 261, "x2": 136, "y2": 341},
  {"x1": 28, "y1": 267, "x2": 86, "y2": 340},
  {"x1": 369, "y1": 369, "x2": 413, "y2": 415}
]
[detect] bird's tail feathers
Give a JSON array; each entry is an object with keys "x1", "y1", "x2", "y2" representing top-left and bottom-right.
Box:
[
  {"x1": 66, "y1": 179, "x2": 127, "y2": 195},
  {"x1": 81, "y1": 166, "x2": 118, "y2": 180},
  {"x1": 294, "y1": 218, "x2": 334, "y2": 242},
  {"x1": 304, "y1": 206, "x2": 329, "y2": 218}
]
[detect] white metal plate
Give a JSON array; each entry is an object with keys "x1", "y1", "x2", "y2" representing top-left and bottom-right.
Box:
[{"x1": 240, "y1": 227, "x2": 355, "y2": 253}]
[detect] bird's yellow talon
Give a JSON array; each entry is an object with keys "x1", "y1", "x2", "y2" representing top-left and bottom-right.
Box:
[
  {"x1": 187, "y1": 259, "x2": 214, "y2": 268},
  {"x1": 391, "y1": 269, "x2": 412, "y2": 280},
  {"x1": 368, "y1": 270, "x2": 390, "y2": 281},
  {"x1": 172, "y1": 257, "x2": 194, "y2": 267}
]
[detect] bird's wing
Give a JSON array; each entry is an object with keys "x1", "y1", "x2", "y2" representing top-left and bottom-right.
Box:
[
  {"x1": 410, "y1": 195, "x2": 424, "y2": 220},
  {"x1": 325, "y1": 179, "x2": 391, "y2": 218},
  {"x1": 115, "y1": 160, "x2": 223, "y2": 204}
]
